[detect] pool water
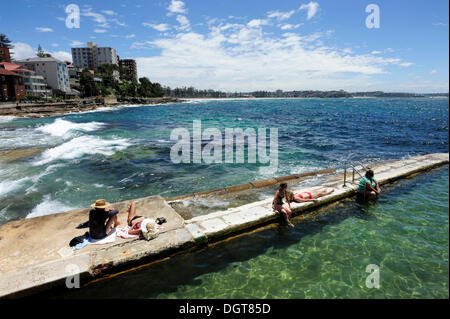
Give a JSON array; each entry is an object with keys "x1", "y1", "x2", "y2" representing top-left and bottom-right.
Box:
[{"x1": 51, "y1": 166, "x2": 449, "y2": 299}]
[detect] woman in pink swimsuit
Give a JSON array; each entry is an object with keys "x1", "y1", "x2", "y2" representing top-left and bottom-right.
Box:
[{"x1": 287, "y1": 188, "x2": 335, "y2": 203}]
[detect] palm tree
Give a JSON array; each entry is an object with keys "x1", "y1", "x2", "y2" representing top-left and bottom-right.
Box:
[{"x1": 0, "y1": 34, "x2": 13, "y2": 48}]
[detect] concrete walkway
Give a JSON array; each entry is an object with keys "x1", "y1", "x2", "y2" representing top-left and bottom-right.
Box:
[{"x1": 0, "y1": 153, "x2": 448, "y2": 297}]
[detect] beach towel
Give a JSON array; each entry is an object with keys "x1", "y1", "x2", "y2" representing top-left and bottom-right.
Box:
[
  {"x1": 89, "y1": 228, "x2": 117, "y2": 245},
  {"x1": 116, "y1": 226, "x2": 139, "y2": 239}
]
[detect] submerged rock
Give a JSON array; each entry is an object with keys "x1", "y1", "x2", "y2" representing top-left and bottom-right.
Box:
[{"x1": 0, "y1": 147, "x2": 46, "y2": 163}]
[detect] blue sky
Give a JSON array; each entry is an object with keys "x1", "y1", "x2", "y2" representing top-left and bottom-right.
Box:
[{"x1": 1, "y1": 0, "x2": 448, "y2": 92}]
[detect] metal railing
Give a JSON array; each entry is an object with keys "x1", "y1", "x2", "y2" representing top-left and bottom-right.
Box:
[{"x1": 343, "y1": 162, "x2": 369, "y2": 187}]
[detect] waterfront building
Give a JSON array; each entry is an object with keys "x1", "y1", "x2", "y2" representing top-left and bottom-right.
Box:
[
  {"x1": 119, "y1": 59, "x2": 138, "y2": 81},
  {"x1": 16, "y1": 57, "x2": 71, "y2": 94},
  {"x1": 0, "y1": 46, "x2": 12, "y2": 63},
  {"x1": 71, "y1": 42, "x2": 119, "y2": 70},
  {"x1": 0, "y1": 67, "x2": 25, "y2": 102},
  {"x1": 0, "y1": 62, "x2": 51, "y2": 98}
]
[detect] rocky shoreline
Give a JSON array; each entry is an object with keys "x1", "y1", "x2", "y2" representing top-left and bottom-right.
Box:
[{"x1": 0, "y1": 97, "x2": 184, "y2": 118}]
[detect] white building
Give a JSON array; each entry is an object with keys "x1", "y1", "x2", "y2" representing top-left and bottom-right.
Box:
[
  {"x1": 71, "y1": 42, "x2": 119, "y2": 70},
  {"x1": 16, "y1": 57, "x2": 71, "y2": 93}
]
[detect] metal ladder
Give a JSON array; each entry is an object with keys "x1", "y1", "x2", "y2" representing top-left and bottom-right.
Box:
[{"x1": 343, "y1": 162, "x2": 370, "y2": 188}]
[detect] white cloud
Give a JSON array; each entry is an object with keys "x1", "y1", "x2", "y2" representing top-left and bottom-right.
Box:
[
  {"x1": 247, "y1": 19, "x2": 270, "y2": 28},
  {"x1": 94, "y1": 29, "x2": 108, "y2": 33},
  {"x1": 299, "y1": 2, "x2": 320, "y2": 20},
  {"x1": 35, "y1": 27, "x2": 53, "y2": 32},
  {"x1": 82, "y1": 8, "x2": 108, "y2": 27},
  {"x1": 10, "y1": 42, "x2": 35, "y2": 60},
  {"x1": 267, "y1": 10, "x2": 296, "y2": 21},
  {"x1": 135, "y1": 24, "x2": 412, "y2": 91},
  {"x1": 51, "y1": 43, "x2": 59, "y2": 47},
  {"x1": 430, "y1": 69, "x2": 438, "y2": 74},
  {"x1": 168, "y1": 0, "x2": 187, "y2": 15},
  {"x1": 371, "y1": 50, "x2": 382, "y2": 55},
  {"x1": 280, "y1": 23, "x2": 302, "y2": 30},
  {"x1": 131, "y1": 41, "x2": 153, "y2": 49},
  {"x1": 126, "y1": 34, "x2": 136, "y2": 39},
  {"x1": 176, "y1": 15, "x2": 190, "y2": 31},
  {"x1": 71, "y1": 40, "x2": 84, "y2": 46},
  {"x1": 143, "y1": 23, "x2": 171, "y2": 32},
  {"x1": 51, "y1": 51, "x2": 72, "y2": 62},
  {"x1": 102, "y1": 10, "x2": 116, "y2": 16},
  {"x1": 399, "y1": 62, "x2": 413, "y2": 67}
]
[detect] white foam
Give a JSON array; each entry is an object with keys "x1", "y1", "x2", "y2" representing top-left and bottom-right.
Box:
[
  {"x1": 26, "y1": 195, "x2": 78, "y2": 219},
  {"x1": 0, "y1": 116, "x2": 17, "y2": 123},
  {"x1": 0, "y1": 177, "x2": 30, "y2": 199},
  {"x1": 34, "y1": 135, "x2": 132, "y2": 165},
  {"x1": 37, "y1": 119, "x2": 106, "y2": 138}
]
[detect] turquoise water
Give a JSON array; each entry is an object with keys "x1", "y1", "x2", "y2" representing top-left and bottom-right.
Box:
[
  {"x1": 50, "y1": 166, "x2": 449, "y2": 299},
  {"x1": 0, "y1": 98, "x2": 448, "y2": 224},
  {"x1": 1, "y1": 98, "x2": 448, "y2": 298}
]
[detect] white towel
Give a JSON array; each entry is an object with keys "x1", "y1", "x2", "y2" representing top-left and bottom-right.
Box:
[{"x1": 89, "y1": 228, "x2": 116, "y2": 245}]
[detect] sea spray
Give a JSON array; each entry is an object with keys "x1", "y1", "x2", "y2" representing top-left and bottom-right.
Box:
[
  {"x1": 36, "y1": 118, "x2": 106, "y2": 138},
  {"x1": 33, "y1": 135, "x2": 132, "y2": 166}
]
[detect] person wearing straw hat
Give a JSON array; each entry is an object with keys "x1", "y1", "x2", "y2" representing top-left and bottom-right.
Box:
[{"x1": 88, "y1": 199, "x2": 120, "y2": 240}]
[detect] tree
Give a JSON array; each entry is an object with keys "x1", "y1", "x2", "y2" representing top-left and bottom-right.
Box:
[
  {"x1": 0, "y1": 34, "x2": 13, "y2": 48},
  {"x1": 96, "y1": 64, "x2": 120, "y2": 89},
  {"x1": 80, "y1": 70, "x2": 99, "y2": 97}
]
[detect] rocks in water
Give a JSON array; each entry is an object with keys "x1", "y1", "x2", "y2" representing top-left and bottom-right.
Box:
[{"x1": 0, "y1": 147, "x2": 46, "y2": 163}]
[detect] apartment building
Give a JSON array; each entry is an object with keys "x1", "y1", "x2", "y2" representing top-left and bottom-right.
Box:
[
  {"x1": 16, "y1": 57, "x2": 71, "y2": 93},
  {"x1": 0, "y1": 46, "x2": 12, "y2": 63},
  {"x1": 71, "y1": 42, "x2": 119, "y2": 70},
  {"x1": 119, "y1": 59, "x2": 138, "y2": 81},
  {"x1": 0, "y1": 62, "x2": 51, "y2": 98}
]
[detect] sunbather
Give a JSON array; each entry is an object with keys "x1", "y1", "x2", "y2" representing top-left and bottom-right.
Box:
[
  {"x1": 287, "y1": 188, "x2": 335, "y2": 203},
  {"x1": 126, "y1": 202, "x2": 166, "y2": 236},
  {"x1": 89, "y1": 199, "x2": 120, "y2": 240}
]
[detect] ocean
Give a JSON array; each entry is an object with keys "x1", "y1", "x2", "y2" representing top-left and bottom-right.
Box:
[{"x1": 1, "y1": 97, "x2": 448, "y2": 298}]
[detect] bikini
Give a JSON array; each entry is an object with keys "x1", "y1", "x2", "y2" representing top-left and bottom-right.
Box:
[
  {"x1": 128, "y1": 215, "x2": 143, "y2": 227},
  {"x1": 296, "y1": 192, "x2": 312, "y2": 199}
]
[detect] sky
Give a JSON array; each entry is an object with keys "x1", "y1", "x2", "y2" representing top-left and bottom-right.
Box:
[{"x1": 1, "y1": 0, "x2": 448, "y2": 93}]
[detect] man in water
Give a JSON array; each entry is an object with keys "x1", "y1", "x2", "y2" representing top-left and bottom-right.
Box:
[{"x1": 357, "y1": 169, "x2": 381, "y2": 200}]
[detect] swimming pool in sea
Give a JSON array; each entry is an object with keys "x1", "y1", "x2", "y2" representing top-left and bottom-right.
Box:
[
  {"x1": 0, "y1": 98, "x2": 448, "y2": 224},
  {"x1": 1, "y1": 97, "x2": 448, "y2": 298},
  {"x1": 47, "y1": 166, "x2": 449, "y2": 299}
]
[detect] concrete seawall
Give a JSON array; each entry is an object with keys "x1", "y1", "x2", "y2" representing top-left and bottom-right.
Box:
[{"x1": 0, "y1": 153, "x2": 448, "y2": 298}]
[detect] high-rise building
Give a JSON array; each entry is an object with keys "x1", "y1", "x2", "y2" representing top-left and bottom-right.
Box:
[
  {"x1": 119, "y1": 59, "x2": 138, "y2": 81},
  {"x1": 16, "y1": 56, "x2": 71, "y2": 93},
  {"x1": 71, "y1": 42, "x2": 119, "y2": 70}
]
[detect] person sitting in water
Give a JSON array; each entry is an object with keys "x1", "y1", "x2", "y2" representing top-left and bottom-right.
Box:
[
  {"x1": 89, "y1": 199, "x2": 120, "y2": 240},
  {"x1": 287, "y1": 188, "x2": 335, "y2": 203},
  {"x1": 126, "y1": 201, "x2": 167, "y2": 237},
  {"x1": 357, "y1": 169, "x2": 381, "y2": 200},
  {"x1": 272, "y1": 183, "x2": 294, "y2": 227}
]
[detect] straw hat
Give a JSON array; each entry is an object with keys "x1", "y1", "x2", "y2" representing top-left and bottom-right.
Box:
[{"x1": 91, "y1": 199, "x2": 110, "y2": 209}]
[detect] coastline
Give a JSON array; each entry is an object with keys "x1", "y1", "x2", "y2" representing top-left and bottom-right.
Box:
[
  {"x1": 1, "y1": 96, "x2": 448, "y2": 119},
  {"x1": 0, "y1": 97, "x2": 185, "y2": 119}
]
